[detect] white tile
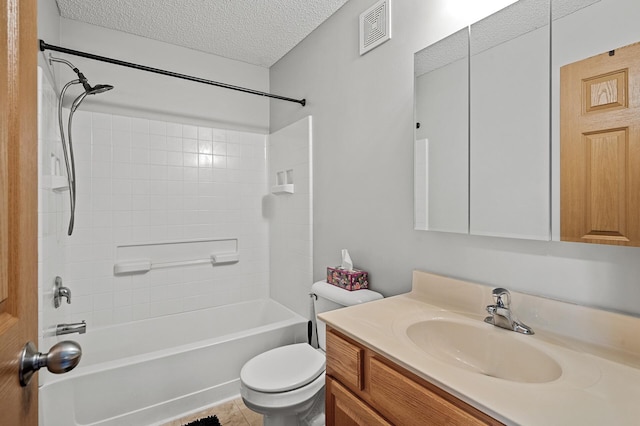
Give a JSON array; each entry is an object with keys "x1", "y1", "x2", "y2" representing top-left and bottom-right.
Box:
[
  {"x1": 93, "y1": 292, "x2": 114, "y2": 311},
  {"x1": 112, "y1": 180, "x2": 132, "y2": 196},
  {"x1": 113, "y1": 145, "x2": 131, "y2": 164},
  {"x1": 212, "y1": 129, "x2": 227, "y2": 142},
  {"x1": 149, "y1": 300, "x2": 182, "y2": 317},
  {"x1": 166, "y1": 137, "x2": 182, "y2": 152},
  {"x1": 92, "y1": 211, "x2": 111, "y2": 228},
  {"x1": 113, "y1": 210, "x2": 132, "y2": 227},
  {"x1": 167, "y1": 151, "x2": 183, "y2": 167},
  {"x1": 131, "y1": 148, "x2": 150, "y2": 164},
  {"x1": 166, "y1": 122, "x2": 182, "y2": 137},
  {"x1": 167, "y1": 181, "x2": 183, "y2": 196},
  {"x1": 149, "y1": 150, "x2": 167, "y2": 165},
  {"x1": 92, "y1": 309, "x2": 113, "y2": 327},
  {"x1": 213, "y1": 155, "x2": 227, "y2": 169},
  {"x1": 92, "y1": 112, "x2": 111, "y2": 130},
  {"x1": 132, "y1": 180, "x2": 150, "y2": 195},
  {"x1": 131, "y1": 164, "x2": 149, "y2": 180},
  {"x1": 132, "y1": 304, "x2": 150, "y2": 321},
  {"x1": 131, "y1": 226, "x2": 150, "y2": 242},
  {"x1": 112, "y1": 195, "x2": 132, "y2": 211},
  {"x1": 91, "y1": 178, "x2": 111, "y2": 195},
  {"x1": 112, "y1": 115, "x2": 131, "y2": 132},
  {"x1": 92, "y1": 144, "x2": 112, "y2": 163},
  {"x1": 113, "y1": 227, "x2": 132, "y2": 243},
  {"x1": 92, "y1": 162, "x2": 112, "y2": 179},
  {"x1": 199, "y1": 154, "x2": 212, "y2": 168},
  {"x1": 183, "y1": 153, "x2": 198, "y2": 168},
  {"x1": 149, "y1": 120, "x2": 166, "y2": 135},
  {"x1": 114, "y1": 290, "x2": 132, "y2": 307},
  {"x1": 92, "y1": 129, "x2": 112, "y2": 147},
  {"x1": 182, "y1": 124, "x2": 198, "y2": 139},
  {"x1": 73, "y1": 110, "x2": 92, "y2": 128},
  {"x1": 198, "y1": 127, "x2": 212, "y2": 141},
  {"x1": 212, "y1": 142, "x2": 227, "y2": 156},
  {"x1": 167, "y1": 166, "x2": 184, "y2": 181},
  {"x1": 131, "y1": 288, "x2": 149, "y2": 305},
  {"x1": 149, "y1": 165, "x2": 168, "y2": 180},
  {"x1": 132, "y1": 133, "x2": 150, "y2": 149},
  {"x1": 149, "y1": 134, "x2": 167, "y2": 151},
  {"x1": 131, "y1": 210, "x2": 150, "y2": 227},
  {"x1": 198, "y1": 141, "x2": 213, "y2": 154},
  {"x1": 182, "y1": 139, "x2": 198, "y2": 153},
  {"x1": 149, "y1": 180, "x2": 167, "y2": 195},
  {"x1": 132, "y1": 195, "x2": 150, "y2": 211},
  {"x1": 113, "y1": 306, "x2": 133, "y2": 324},
  {"x1": 112, "y1": 163, "x2": 137, "y2": 179},
  {"x1": 132, "y1": 117, "x2": 149, "y2": 134},
  {"x1": 198, "y1": 168, "x2": 213, "y2": 182},
  {"x1": 184, "y1": 167, "x2": 199, "y2": 181}
]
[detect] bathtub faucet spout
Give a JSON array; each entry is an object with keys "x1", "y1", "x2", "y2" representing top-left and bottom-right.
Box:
[{"x1": 56, "y1": 321, "x2": 87, "y2": 336}]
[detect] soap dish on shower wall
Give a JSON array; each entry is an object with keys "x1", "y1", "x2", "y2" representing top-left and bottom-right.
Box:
[
  {"x1": 271, "y1": 184, "x2": 294, "y2": 194},
  {"x1": 271, "y1": 169, "x2": 294, "y2": 194},
  {"x1": 45, "y1": 175, "x2": 70, "y2": 192}
]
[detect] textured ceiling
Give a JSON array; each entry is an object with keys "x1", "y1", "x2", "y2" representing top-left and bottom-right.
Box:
[{"x1": 55, "y1": 0, "x2": 350, "y2": 68}]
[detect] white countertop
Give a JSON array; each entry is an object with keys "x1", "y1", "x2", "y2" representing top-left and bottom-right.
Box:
[{"x1": 318, "y1": 271, "x2": 640, "y2": 425}]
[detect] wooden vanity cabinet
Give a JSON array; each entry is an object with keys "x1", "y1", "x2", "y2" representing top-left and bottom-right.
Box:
[{"x1": 326, "y1": 327, "x2": 502, "y2": 426}]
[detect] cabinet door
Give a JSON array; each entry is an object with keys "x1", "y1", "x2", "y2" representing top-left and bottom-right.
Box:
[
  {"x1": 368, "y1": 357, "x2": 492, "y2": 426},
  {"x1": 469, "y1": 0, "x2": 551, "y2": 240},
  {"x1": 326, "y1": 377, "x2": 391, "y2": 426},
  {"x1": 326, "y1": 329, "x2": 364, "y2": 391}
]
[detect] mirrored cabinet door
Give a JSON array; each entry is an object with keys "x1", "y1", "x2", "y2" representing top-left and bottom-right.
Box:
[
  {"x1": 469, "y1": 0, "x2": 551, "y2": 240},
  {"x1": 414, "y1": 29, "x2": 469, "y2": 233}
]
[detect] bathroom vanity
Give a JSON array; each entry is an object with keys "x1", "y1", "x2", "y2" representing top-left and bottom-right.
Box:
[
  {"x1": 325, "y1": 328, "x2": 500, "y2": 425},
  {"x1": 319, "y1": 271, "x2": 640, "y2": 425}
]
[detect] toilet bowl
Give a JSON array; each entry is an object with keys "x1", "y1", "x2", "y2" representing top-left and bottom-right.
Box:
[
  {"x1": 240, "y1": 343, "x2": 326, "y2": 426},
  {"x1": 240, "y1": 281, "x2": 384, "y2": 426}
]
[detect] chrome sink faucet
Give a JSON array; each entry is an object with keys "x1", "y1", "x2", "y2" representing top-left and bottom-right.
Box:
[{"x1": 484, "y1": 288, "x2": 534, "y2": 335}]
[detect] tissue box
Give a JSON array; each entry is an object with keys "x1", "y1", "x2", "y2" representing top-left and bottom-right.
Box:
[{"x1": 326, "y1": 267, "x2": 369, "y2": 291}]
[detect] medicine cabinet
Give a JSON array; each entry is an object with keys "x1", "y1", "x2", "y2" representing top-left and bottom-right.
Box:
[{"x1": 415, "y1": 0, "x2": 606, "y2": 241}]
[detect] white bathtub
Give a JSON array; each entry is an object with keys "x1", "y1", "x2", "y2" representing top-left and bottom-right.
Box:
[{"x1": 39, "y1": 299, "x2": 307, "y2": 426}]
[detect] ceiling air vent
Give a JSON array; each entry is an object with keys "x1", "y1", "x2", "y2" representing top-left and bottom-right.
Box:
[{"x1": 359, "y1": 0, "x2": 391, "y2": 55}]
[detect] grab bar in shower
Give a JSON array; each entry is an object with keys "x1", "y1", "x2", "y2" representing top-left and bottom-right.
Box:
[{"x1": 114, "y1": 252, "x2": 239, "y2": 275}]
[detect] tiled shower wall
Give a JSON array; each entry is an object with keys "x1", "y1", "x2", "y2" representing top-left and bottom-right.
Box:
[{"x1": 38, "y1": 68, "x2": 269, "y2": 338}]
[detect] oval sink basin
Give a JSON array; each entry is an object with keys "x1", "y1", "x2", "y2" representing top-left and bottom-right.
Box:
[{"x1": 406, "y1": 319, "x2": 562, "y2": 383}]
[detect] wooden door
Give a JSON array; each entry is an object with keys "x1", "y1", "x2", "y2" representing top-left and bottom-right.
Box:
[
  {"x1": 561, "y1": 41, "x2": 640, "y2": 246},
  {"x1": 0, "y1": 0, "x2": 39, "y2": 424}
]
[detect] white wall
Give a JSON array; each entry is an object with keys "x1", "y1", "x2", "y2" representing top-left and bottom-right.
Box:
[
  {"x1": 268, "y1": 117, "x2": 313, "y2": 317},
  {"x1": 57, "y1": 19, "x2": 270, "y2": 133},
  {"x1": 270, "y1": 0, "x2": 640, "y2": 316}
]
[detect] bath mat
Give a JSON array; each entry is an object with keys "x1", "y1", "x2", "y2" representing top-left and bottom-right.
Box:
[{"x1": 182, "y1": 415, "x2": 221, "y2": 426}]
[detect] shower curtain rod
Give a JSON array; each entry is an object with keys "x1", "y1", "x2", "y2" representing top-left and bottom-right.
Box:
[{"x1": 39, "y1": 39, "x2": 306, "y2": 106}]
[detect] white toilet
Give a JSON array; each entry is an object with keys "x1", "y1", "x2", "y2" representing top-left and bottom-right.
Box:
[{"x1": 240, "y1": 280, "x2": 383, "y2": 426}]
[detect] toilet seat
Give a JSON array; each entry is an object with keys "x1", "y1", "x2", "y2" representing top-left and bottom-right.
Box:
[{"x1": 241, "y1": 343, "x2": 325, "y2": 393}]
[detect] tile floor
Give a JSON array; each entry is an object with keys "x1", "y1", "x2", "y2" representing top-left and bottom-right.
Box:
[{"x1": 163, "y1": 397, "x2": 262, "y2": 426}]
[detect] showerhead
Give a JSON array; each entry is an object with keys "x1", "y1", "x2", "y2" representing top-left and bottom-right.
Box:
[
  {"x1": 87, "y1": 84, "x2": 114, "y2": 95},
  {"x1": 49, "y1": 55, "x2": 114, "y2": 97}
]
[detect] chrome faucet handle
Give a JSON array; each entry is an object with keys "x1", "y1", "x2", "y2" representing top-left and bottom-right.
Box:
[
  {"x1": 492, "y1": 288, "x2": 511, "y2": 308},
  {"x1": 54, "y1": 276, "x2": 71, "y2": 308}
]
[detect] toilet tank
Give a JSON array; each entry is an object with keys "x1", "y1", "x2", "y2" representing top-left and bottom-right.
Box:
[{"x1": 311, "y1": 281, "x2": 383, "y2": 351}]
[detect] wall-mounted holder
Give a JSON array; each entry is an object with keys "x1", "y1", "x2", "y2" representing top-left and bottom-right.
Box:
[
  {"x1": 45, "y1": 175, "x2": 70, "y2": 192},
  {"x1": 271, "y1": 169, "x2": 295, "y2": 194},
  {"x1": 113, "y1": 238, "x2": 239, "y2": 275}
]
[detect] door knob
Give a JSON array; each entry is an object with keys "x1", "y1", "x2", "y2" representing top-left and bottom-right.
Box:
[{"x1": 19, "y1": 340, "x2": 82, "y2": 386}]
